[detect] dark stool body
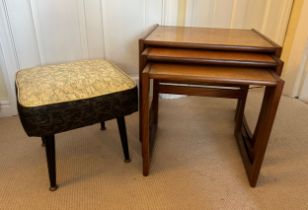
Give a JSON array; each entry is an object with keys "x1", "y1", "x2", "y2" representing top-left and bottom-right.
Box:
[{"x1": 16, "y1": 59, "x2": 138, "y2": 191}]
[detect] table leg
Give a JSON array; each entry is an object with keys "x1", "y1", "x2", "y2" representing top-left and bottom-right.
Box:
[
  {"x1": 139, "y1": 75, "x2": 143, "y2": 143},
  {"x1": 139, "y1": 40, "x2": 146, "y2": 143},
  {"x1": 236, "y1": 80, "x2": 284, "y2": 187},
  {"x1": 152, "y1": 80, "x2": 159, "y2": 126},
  {"x1": 234, "y1": 86, "x2": 249, "y2": 133},
  {"x1": 250, "y1": 80, "x2": 284, "y2": 186},
  {"x1": 141, "y1": 71, "x2": 150, "y2": 176}
]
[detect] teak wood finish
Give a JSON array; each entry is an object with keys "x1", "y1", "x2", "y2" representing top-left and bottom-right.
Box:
[
  {"x1": 139, "y1": 25, "x2": 284, "y2": 187},
  {"x1": 144, "y1": 26, "x2": 282, "y2": 55},
  {"x1": 148, "y1": 64, "x2": 278, "y2": 86},
  {"x1": 143, "y1": 48, "x2": 278, "y2": 68}
]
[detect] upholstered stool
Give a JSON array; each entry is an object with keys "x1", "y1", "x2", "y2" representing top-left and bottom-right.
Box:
[{"x1": 15, "y1": 60, "x2": 138, "y2": 191}]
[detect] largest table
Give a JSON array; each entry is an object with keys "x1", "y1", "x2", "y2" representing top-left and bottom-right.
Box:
[{"x1": 139, "y1": 25, "x2": 284, "y2": 187}]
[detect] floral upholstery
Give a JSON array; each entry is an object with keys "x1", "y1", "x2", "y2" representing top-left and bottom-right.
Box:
[
  {"x1": 16, "y1": 59, "x2": 138, "y2": 137},
  {"x1": 16, "y1": 59, "x2": 136, "y2": 107}
]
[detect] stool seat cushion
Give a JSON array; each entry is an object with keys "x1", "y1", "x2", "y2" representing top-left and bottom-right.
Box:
[
  {"x1": 16, "y1": 59, "x2": 138, "y2": 137},
  {"x1": 16, "y1": 60, "x2": 136, "y2": 107}
]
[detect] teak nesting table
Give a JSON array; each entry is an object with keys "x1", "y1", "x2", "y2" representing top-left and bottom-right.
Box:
[{"x1": 139, "y1": 25, "x2": 284, "y2": 187}]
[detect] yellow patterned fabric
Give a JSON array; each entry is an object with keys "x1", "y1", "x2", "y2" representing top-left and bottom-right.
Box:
[{"x1": 16, "y1": 60, "x2": 136, "y2": 107}]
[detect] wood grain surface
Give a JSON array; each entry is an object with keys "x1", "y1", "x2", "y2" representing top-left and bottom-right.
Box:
[
  {"x1": 148, "y1": 63, "x2": 278, "y2": 86},
  {"x1": 143, "y1": 47, "x2": 277, "y2": 67},
  {"x1": 145, "y1": 26, "x2": 279, "y2": 52}
]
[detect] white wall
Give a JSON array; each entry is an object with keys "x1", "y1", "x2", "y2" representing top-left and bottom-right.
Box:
[
  {"x1": 0, "y1": 0, "x2": 294, "y2": 117},
  {"x1": 185, "y1": 0, "x2": 293, "y2": 45},
  {"x1": 0, "y1": 0, "x2": 178, "y2": 117},
  {"x1": 3, "y1": 0, "x2": 163, "y2": 73},
  {"x1": 298, "y1": 55, "x2": 308, "y2": 101},
  {"x1": 282, "y1": 0, "x2": 308, "y2": 101}
]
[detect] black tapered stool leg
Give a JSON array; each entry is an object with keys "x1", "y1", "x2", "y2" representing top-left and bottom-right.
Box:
[
  {"x1": 100, "y1": 121, "x2": 106, "y2": 130},
  {"x1": 43, "y1": 135, "x2": 58, "y2": 191},
  {"x1": 116, "y1": 117, "x2": 131, "y2": 162},
  {"x1": 41, "y1": 138, "x2": 46, "y2": 147}
]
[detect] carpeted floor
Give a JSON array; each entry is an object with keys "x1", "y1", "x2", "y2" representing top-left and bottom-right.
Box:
[{"x1": 1, "y1": 89, "x2": 308, "y2": 210}]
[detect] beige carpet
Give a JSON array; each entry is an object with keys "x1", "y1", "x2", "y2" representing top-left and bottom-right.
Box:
[{"x1": 1, "y1": 89, "x2": 308, "y2": 210}]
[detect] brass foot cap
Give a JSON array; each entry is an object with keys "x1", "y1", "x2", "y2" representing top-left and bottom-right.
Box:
[
  {"x1": 124, "y1": 159, "x2": 131, "y2": 163},
  {"x1": 49, "y1": 185, "x2": 58, "y2": 191}
]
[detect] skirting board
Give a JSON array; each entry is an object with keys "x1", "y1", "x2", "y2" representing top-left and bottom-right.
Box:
[{"x1": 0, "y1": 100, "x2": 15, "y2": 117}]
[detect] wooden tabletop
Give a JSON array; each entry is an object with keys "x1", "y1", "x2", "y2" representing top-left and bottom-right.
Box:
[
  {"x1": 144, "y1": 26, "x2": 280, "y2": 53},
  {"x1": 147, "y1": 63, "x2": 278, "y2": 86},
  {"x1": 143, "y1": 48, "x2": 277, "y2": 67}
]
